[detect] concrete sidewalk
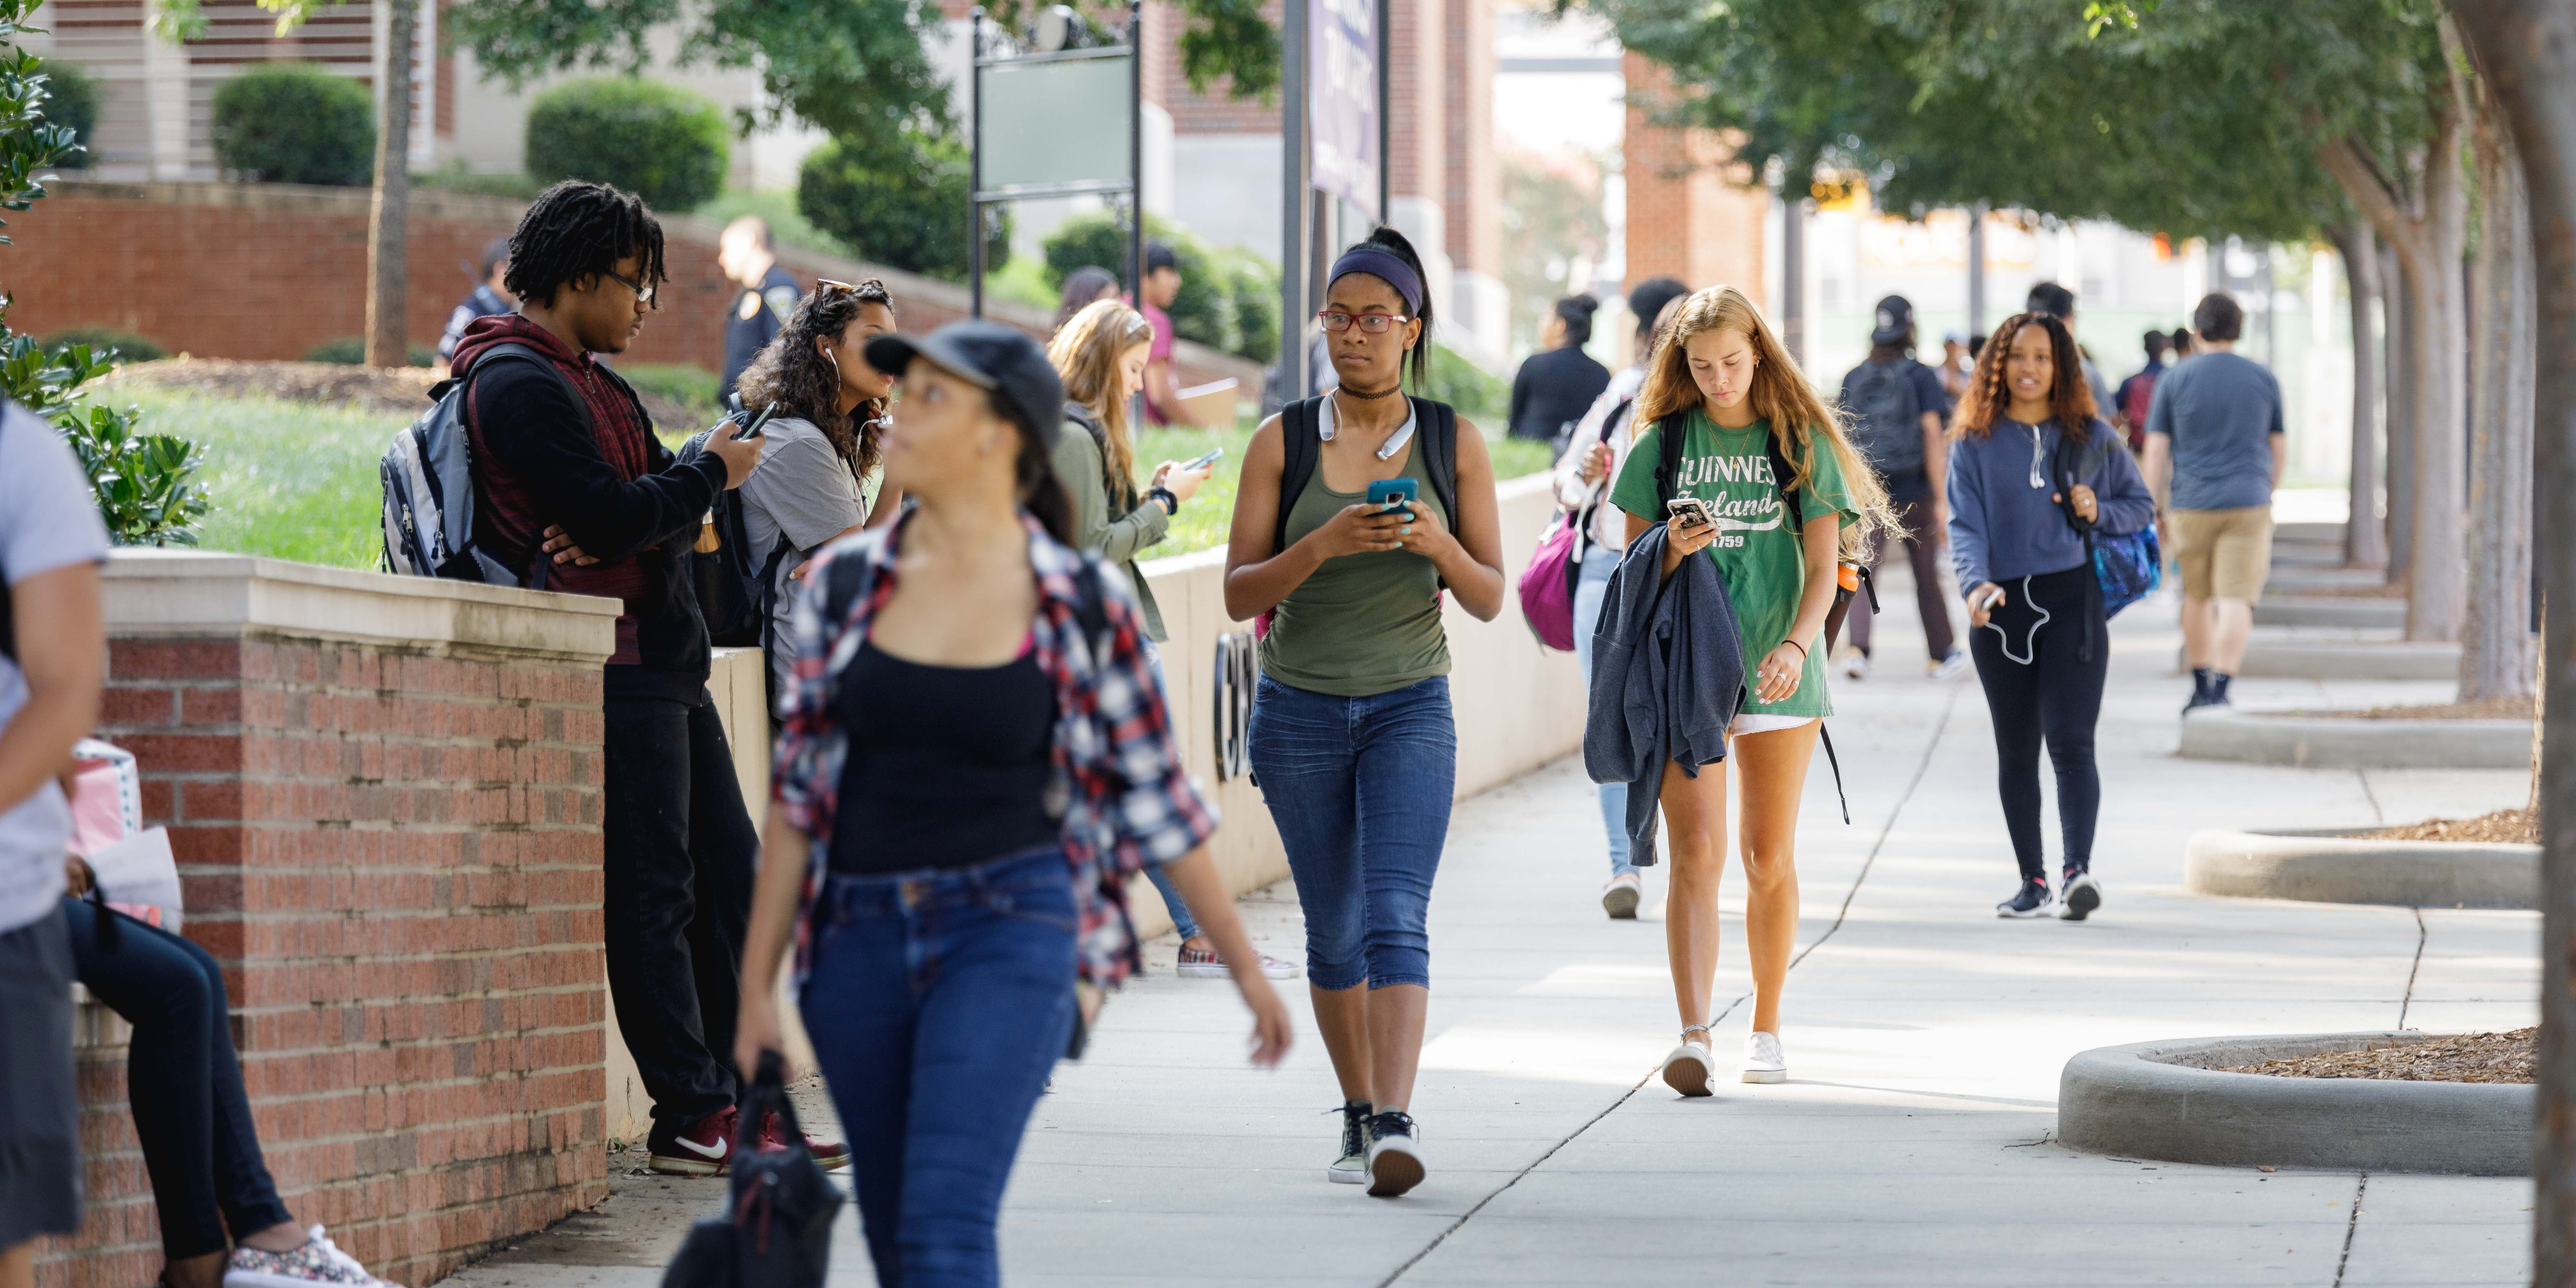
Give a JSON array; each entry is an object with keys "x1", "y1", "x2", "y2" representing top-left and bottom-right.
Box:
[{"x1": 440, "y1": 570, "x2": 2537, "y2": 1288}]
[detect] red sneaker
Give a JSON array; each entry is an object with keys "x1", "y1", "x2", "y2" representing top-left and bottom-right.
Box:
[
  {"x1": 647, "y1": 1105, "x2": 738, "y2": 1176},
  {"x1": 758, "y1": 1109, "x2": 849, "y2": 1172}
]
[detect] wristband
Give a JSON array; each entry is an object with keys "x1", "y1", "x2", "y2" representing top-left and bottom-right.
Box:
[
  {"x1": 1149, "y1": 486, "x2": 1180, "y2": 516},
  {"x1": 1782, "y1": 639, "x2": 1809, "y2": 660}
]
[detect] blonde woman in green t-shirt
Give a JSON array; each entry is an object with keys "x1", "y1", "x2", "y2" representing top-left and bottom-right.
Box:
[{"x1": 1605, "y1": 285, "x2": 1896, "y2": 1094}]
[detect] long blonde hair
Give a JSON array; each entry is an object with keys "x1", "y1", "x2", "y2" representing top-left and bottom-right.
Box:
[
  {"x1": 1046, "y1": 299, "x2": 1157, "y2": 504},
  {"x1": 1631, "y1": 285, "x2": 1896, "y2": 561}
]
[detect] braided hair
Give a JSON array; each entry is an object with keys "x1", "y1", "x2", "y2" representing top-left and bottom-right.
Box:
[
  {"x1": 735, "y1": 280, "x2": 897, "y2": 483},
  {"x1": 503, "y1": 181, "x2": 667, "y2": 308}
]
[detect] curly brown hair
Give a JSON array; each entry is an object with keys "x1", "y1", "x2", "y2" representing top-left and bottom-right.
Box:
[
  {"x1": 1953, "y1": 312, "x2": 2097, "y2": 442},
  {"x1": 734, "y1": 278, "x2": 896, "y2": 481}
]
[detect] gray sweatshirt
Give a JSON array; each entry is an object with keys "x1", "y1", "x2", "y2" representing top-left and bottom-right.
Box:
[
  {"x1": 1946, "y1": 416, "x2": 2155, "y2": 590},
  {"x1": 1582, "y1": 523, "x2": 1746, "y2": 864}
]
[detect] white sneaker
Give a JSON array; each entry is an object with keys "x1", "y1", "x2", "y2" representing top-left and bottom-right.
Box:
[
  {"x1": 1326, "y1": 1100, "x2": 1370, "y2": 1184},
  {"x1": 1930, "y1": 649, "x2": 1970, "y2": 680},
  {"x1": 1839, "y1": 647, "x2": 1871, "y2": 680},
  {"x1": 1740, "y1": 1031, "x2": 1787, "y2": 1084},
  {"x1": 1178, "y1": 945, "x2": 1299, "y2": 979},
  {"x1": 2060, "y1": 871, "x2": 2103, "y2": 921},
  {"x1": 224, "y1": 1226, "x2": 402, "y2": 1288},
  {"x1": 1364, "y1": 1109, "x2": 1425, "y2": 1197},
  {"x1": 1600, "y1": 871, "x2": 1642, "y2": 920},
  {"x1": 1660, "y1": 1027, "x2": 1716, "y2": 1097}
]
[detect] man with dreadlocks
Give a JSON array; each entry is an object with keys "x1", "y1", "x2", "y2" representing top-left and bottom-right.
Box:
[{"x1": 448, "y1": 181, "x2": 846, "y2": 1176}]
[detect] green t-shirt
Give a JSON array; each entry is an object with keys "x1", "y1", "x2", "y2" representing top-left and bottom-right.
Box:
[{"x1": 1607, "y1": 412, "x2": 1856, "y2": 719}]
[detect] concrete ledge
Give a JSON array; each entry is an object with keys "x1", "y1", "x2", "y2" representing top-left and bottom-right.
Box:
[
  {"x1": 2059, "y1": 1033, "x2": 2530, "y2": 1175},
  {"x1": 2184, "y1": 828, "x2": 2537, "y2": 908},
  {"x1": 2266, "y1": 566, "x2": 2397, "y2": 595},
  {"x1": 2274, "y1": 521, "x2": 2345, "y2": 544},
  {"x1": 2178, "y1": 706, "x2": 2532, "y2": 769},
  {"x1": 104, "y1": 548, "x2": 620, "y2": 661},
  {"x1": 2235, "y1": 638, "x2": 2460, "y2": 680},
  {"x1": 2252, "y1": 595, "x2": 2406, "y2": 629}
]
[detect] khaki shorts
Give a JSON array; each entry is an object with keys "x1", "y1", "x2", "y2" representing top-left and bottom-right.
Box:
[{"x1": 2172, "y1": 505, "x2": 2274, "y2": 603}]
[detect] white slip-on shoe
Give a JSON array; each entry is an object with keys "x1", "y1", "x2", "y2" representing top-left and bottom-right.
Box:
[
  {"x1": 1741, "y1": 1031, "x2": 1787, "y2": 1084},
  {"x1": 1326, "y1": 1100, "x2": 1371, "y2": 1184},
  {"x1": 1661, "y1": 1025, "x2": 1716, "y2": 1097},
  {"x1": 1600, "y1": 871, "x2": 1642, "y2": 920},
  {"x1": 1365, "y1": 1110, "x2": 1426, "y2": 1198}
]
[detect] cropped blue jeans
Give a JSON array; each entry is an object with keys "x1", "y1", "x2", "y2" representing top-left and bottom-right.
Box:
[{"x1": 1248, "y1": 674, "x2": 1456, "y2": 991}]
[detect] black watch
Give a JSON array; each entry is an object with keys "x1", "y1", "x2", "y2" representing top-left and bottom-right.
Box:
[{"x1": 1150, "y1": 486, "x2": 1180, "y2": 516}]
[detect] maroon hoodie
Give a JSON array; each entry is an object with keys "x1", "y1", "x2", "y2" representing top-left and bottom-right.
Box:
[{"x1": 451, "y1": 315, "x2": 725, "y2": 697}]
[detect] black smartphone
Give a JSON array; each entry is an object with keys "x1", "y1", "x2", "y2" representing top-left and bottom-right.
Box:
[{"x1": 731, "y1": 401, "x2": 781, "y2": 441}]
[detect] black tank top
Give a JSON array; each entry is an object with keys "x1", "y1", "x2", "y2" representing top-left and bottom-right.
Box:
[{"x1": 828, "y1": 638, "x2": 1059, "y2": 875}]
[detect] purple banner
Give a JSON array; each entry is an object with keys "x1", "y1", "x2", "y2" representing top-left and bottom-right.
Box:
[{"x1": 1309, "y1": 0, "x2": 1380, "y2": 220}]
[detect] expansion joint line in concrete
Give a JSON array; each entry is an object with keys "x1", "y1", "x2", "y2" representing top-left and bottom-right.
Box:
[
  {"x1": 2396, "y1": 907, "x2": 2426, "y2": 1030},
  {"x1": 1374, "y1": 688, "x2": 1964, "y2": 1288},
  {"x1": 2331, "y1": 1171, "x2": 2370, "y2": 1288},
  {"x1": 2355, "y1": 767, "x2": 2386, "y2": 825}
]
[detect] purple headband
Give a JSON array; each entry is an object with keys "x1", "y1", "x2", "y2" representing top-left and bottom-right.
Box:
[{"x1": 1326, "y1": 246, "x2": 1424, "y2": 316}]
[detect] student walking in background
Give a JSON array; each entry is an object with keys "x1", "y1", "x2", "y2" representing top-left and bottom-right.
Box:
[
  {"x1": 716, "y1": 215, "x2": 802, "y2": 405},
  {"x1": 731, "y1": 278, "x2": 905, "y2": 706},
  {"x1": 2023, "y1": 282, "x2": 2118, "y2": 418},
  {"x1": 1605, "y1": 286, "x2": 1894, "y2": 1096},
  {"x1": 735, "y1": 321, "x2": 1291, "y2": 1287},
  {"x1": 1053, "y1": 266, "x2": 1120, "y2": 335},
  {"x1": 1834, "y1": 294, "x2": 1963, "y2": 681},
  {"x1": 1508, "y1": 294, "x2": 1611, "y2": 446},
  {"x1": 437, "y1": 238, "x2": 514, "y2": 365},
  {"x1": 1131, "y1": 241, "x2": 1190, "y2": 426},
  {"x1": 0, "y1": 399, "x2": 108, "y2": 1288},
  {"x1": 1552, "y1": 278, "x2": 1689, "y2": 919},
  {"x1": 1947, "y1": 314, "x2": 2154, "y2": 921},
  {"x1": 2143, "y1": 293, "x2": 2284, "y2": 713},
  {"x1": 1045, "y1": 300, "x2": 1293, "y2": 980},
  {"x1": 452, "y1": 181, "x2": 841, "y2": 1176},
  {"x1": 1224, "y1": 228, "x2": 1507, "y2": 1198},
  {"x1": 2113, "y1": 329, "x2": 2172, "y2": 452}
]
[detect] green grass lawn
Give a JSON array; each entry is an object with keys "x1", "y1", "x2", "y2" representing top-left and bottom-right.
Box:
[{"x1": 139, "y1": 390, "x2": 1557, "y2": 572}]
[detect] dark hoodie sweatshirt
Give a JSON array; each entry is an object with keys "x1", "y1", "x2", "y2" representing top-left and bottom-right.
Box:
[{"x1": 451, "y1": 314, "x2": 726, "y2": 701}]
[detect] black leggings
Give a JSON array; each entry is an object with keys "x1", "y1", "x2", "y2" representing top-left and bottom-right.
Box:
[
  {"x1": 62, "y1": 897, "x2": 293, "y2": 1259},
  {"x1": 1967, "y1": 565, "x2": 2109, "y2": 882}
]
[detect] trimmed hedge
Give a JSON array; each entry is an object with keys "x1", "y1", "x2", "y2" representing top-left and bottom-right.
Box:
[
  {"x1": 1042, "y1": 214, "x2": 1280, "y2": 365},
  {"x1": 211, "y1": 64, "x2": 373, "y2": 186},
  {"x1": 305, "y1": 337, "x2": 432, "y2": 367},
  {"x1": 526, "y1": 79, "x2": 730, "y2": 213},
  {"x1": 797, "y1": 134, "x2": 1008, "y2": 283},
  {"x1": 44, "y1": 328, "x2": 163, "y2": 363}
]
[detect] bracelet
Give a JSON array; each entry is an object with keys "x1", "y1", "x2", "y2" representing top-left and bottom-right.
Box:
[
  {"x1": 1781, "y1": 639, "x2": 1809, "y2": 660},
  {"x1": 1149, "y1": 486, "x2": 1180, "y2": 516}
]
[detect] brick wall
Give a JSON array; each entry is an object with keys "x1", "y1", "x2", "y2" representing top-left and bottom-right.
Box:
[
  {"x1": 43, "y1": 553, "x2": 621, "y2": 1288},
  {"x1": 1440, "y1": 0, "x2": 1493, "y2": 274},
  {"x1": 1, "y1": 181, "x2": 1261, "y2": 389},
  {"x1": 1621, "y1": 53, "x2": 1768, "y2": 296}
]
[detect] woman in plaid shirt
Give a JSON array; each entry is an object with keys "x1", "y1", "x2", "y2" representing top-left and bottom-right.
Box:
[{"x1": 732, "y1": 322, "x2": 1290, "y2": 1288}]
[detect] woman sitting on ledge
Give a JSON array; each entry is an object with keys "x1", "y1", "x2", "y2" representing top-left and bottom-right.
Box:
[{"x1": 62, "y1": 858, "x2": 402, "y2": 1288}]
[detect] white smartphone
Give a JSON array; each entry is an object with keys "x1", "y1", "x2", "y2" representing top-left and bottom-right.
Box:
[{"x1": 1665, "y1": 497, "x2": 1714, "y2": 528}]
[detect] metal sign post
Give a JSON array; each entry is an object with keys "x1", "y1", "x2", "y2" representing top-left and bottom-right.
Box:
[
  {"x1": 968, "y1": 5, "x2": 1143, "y2": 319},
  {"x1": 1280, "y1": 0, "x2": 1380, "y2": 401}
]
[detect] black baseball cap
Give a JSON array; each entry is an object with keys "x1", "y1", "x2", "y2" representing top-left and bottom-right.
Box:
[
  {"x1": 1869, "y1": 295, "x2": 1916, "y2": 346},
  {"x1": 864, "y1": 321, "x2": 1065, "y2": 452}
]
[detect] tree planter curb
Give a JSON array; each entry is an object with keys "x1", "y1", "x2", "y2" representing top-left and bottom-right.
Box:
[
  {"x1": 2252, "y1": 595, "x2": 2407, "y2": 629},
  {"x1": 2234, "y1": 638, "x2": 2461, "y2": 680},
  {"x1": 2059, "y1": 1033, "x2": 2530, "y2": 1175},
  {"x1": 2266, "y1": 566, "x2": 2399, "y2": 595},
  {"x1": 2184, "y1": 828, "x2": 2537, "y2": 908},
  {"x1": 2177, "y1": 706, "x2": 2533, "y2": 768}
]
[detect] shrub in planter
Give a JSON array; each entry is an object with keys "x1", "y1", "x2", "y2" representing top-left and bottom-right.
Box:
[
  {"x1": 526, "y1": 79, "x2": 729, "y2": 213},
  {"x1": 305, "y1": 337, "x2": 432, "y2": 367},
  {"x1": 43, "y1": 328, "x2": 163, "y2": 364},
  {"x1": 1212, "y1": 247, "x2": 1281, "y2": 366},
  {"x1": 797, "y1": 133, "x2": 1008, "y2": 282},
  {"x1": 39, "y1": 59, "x2": 97, "y2": 161},
  {"x1": 211, "y1": 63, "x2": 373, "y2": 186},
  {"x1": 1041, "y1": 213, "x2": 1234, "y2": 355}
]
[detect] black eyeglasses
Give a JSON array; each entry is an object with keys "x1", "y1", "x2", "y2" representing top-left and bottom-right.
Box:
[
  {"x1": 1318, "y1": 310, "x2": 1411, "y2": 334},
  {"x1": 601, "y1": 267, "x2": 656, "y2": 306}
]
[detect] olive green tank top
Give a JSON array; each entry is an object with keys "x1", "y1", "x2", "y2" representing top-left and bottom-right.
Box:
[{"x1": 1258, "y1": 436, "x2": 1451, "y2": 697}]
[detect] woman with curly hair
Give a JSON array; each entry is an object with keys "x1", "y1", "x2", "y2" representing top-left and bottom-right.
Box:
[
  {"x1": 1605, "y1": 284, "x2": 1898, "y2": 1095},
  {"x1": 733, "y1": 278, "x2": 905, "y2": 703},
  {"x1": 1946, "y1": 312, "x2": 2152, "y2": 922}
]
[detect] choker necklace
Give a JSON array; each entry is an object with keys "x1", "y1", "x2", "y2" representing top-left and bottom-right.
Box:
[{"x1": 1336, "y1": 380, "x2": 1403, "y2": 401}]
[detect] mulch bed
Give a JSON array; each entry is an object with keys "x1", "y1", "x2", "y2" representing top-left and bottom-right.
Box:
[
  {"x1": 97, "y1": 356, "x2": 703, "y2": 430},
  {"x1": 2356, "y1": 806, "x2": 2539, "y2": 845},
  {"x1": 2288, "y1": 696, "x2": 2538, "y2": 722},
  {"x1": 2219, "y1": 1028, "x2": 2534, "y2": 1083}
]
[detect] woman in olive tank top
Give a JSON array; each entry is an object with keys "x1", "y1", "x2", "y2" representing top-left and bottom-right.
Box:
[{"x1": 1222, "y1": 228, "x2": 1507, "y2": 1199}]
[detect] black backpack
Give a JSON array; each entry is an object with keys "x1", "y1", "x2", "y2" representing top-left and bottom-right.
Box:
[
  {"x1": 1272, "y1": 394, "x2": 1459, "y2": 563},
  {"x1": 1841, "y1": 358, "x2": 1926, "y2": 478},
  {"x1": 679, "y1": 419, "x2": 797, "y2": 652},
  {"x1": 658, "y1": 1052, "x2": 842, "y2": 1288}
]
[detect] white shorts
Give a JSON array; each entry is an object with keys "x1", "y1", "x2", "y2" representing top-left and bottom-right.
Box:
[{"x1": 1731, "y1": 713, "x2": 1819, "y2": 737}]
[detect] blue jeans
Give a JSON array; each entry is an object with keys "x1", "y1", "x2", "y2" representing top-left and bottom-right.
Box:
[
  {"x1": 1248, "y1": 675, "x2": 1455, "y2": 991},
  {"x1": 1573, "y1": 544, "x2": 1633, "y2": 876},
  {"x1": 799, "y1": 848, "x2": 1077, "y2": 1288},
  {"x1": 1135, "y1": 641, "x2": 1203, "y2": 942}
]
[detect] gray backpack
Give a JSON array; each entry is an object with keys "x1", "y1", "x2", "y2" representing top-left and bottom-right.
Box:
[
  {"x1": 1842, "y1": 359, "x2": 1925, "y2": 477},
  {"x1": 379, "y1": 342, "x2": 561, "y2": 586}
]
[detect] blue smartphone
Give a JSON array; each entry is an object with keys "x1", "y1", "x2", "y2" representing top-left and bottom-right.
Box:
[{"x1": 1366, "y1": 478, "x2": 1418, "y2": 513}]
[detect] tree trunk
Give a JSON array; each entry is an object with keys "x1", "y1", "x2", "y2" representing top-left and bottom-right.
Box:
[
  {"x1": 2329, "y1": 220, "x2": 2387, "y2": 569},
  {"x1": 363, "y1": 0, "x2": 415, "y2": 369},
  {"x1": 2460, "y1": 107, "x2": 2536, "y2": 701},
  {"x1": 2439, "y1": 3, "x2": 2574, "y2": 1279},
  {"x1": 2383, "y1": 239, "x2": 2415, "y2": 588}
]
